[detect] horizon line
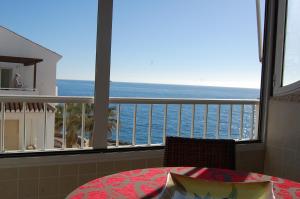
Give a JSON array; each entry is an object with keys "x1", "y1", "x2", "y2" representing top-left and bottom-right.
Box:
[{"x1": 56, "y1": 78, "x2": 260, "y2": 90}]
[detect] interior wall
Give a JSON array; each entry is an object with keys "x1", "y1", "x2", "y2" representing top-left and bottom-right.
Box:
[
  {"x1": 0, "y1": 150, "x2": 163, "y2": 199},
  {"x1": 264, "y1": 98, "x2": 300, "y2": 182},
  {"x1": 0, "y1": 144, "x2": 264, "y2": 199}
]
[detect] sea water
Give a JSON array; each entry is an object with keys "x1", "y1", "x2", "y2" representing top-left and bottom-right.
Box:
[{"x1": 57, "y1": 80, "x2": 259, "y2": 144}]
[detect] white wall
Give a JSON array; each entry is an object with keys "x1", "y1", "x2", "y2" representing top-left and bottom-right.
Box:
[
  {"x1": 264, "y1": 98, "x2": 300, "y2": 182},
  {"x1": 5, "y1": 112, "x2": 55, "y2": 149},
  {"x1": 22, "y1": 65, "x2": 34, "y2": 89},
  {"x1": 0, "y1": 27, "x2": 62, "y2": 95}
]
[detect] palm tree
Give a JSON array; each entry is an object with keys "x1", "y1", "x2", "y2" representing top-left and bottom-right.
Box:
[{"x1": 55, "y1": 104, "x2": 116, "y2": 148}]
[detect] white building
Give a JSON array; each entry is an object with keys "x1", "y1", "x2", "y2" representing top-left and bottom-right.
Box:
[{"x1": 0, "y1": 26, "x2": 61, "y2": 150}]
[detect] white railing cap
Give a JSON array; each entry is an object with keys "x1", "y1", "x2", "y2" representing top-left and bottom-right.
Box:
[
  {"x1": 0, "y1": 95, "x2": 94, "y2": 103},
  {"x1": 110, "y1": 97, "x2": 260, "y2": 105},
  {"x1": 0, "y1": 95, "x2": 259, "y2": 105}
]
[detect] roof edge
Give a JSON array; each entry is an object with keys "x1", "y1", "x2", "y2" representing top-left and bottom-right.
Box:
[{"x1": 0, "y1": 25, "x2": 62, "y2": 59}]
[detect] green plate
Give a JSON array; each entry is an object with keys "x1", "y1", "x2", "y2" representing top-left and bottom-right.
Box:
[{"x1": 159, "y1": 172, "x2": 275, "y2": 199}]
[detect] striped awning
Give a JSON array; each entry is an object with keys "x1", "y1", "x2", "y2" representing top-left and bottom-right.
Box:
[{"x1": 0, "y1": 102, "x2": 55, "y2": 112}]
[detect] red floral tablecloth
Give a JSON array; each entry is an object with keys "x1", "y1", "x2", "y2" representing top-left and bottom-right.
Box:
[{"x1": 67, "y1": 167, "x2": 300, "y2": 199}]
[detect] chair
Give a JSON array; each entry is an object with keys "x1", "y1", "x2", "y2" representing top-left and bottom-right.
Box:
[{"x1": 164, "y1": 136, "x2": 235, "y2": 169}]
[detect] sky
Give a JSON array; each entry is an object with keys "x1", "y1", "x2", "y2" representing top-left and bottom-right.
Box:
[{"x1": 0, "y1": 0, "x2": 264, "y2": 88}]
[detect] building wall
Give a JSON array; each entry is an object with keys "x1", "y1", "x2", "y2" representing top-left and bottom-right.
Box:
[
  {"x1": 4, "y1": 112, "x2": 55, "y2": 150},
  {"x1": 0, "y1": 27, "x2": 61, "y2": 95},
  {"x1": 0, "y1": 144, "x2": 264, "y2": 199},
  {"x1": 22, "y1": 65, "x2": 34, "y2": 89},
  {"x1": 264, "y1": 98, "x2": 300, "y2": 182}
]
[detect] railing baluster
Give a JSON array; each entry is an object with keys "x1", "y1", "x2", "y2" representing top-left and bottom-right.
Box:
[
  {"x1": 250, "y1": 104, "x2": 255, "y2": 140},
  {"x1": 148, "y1": 104, "x2": 153, "y2": 145},
  {"x1": 239, "y1": 104, "x2": 244, "y2": 140},
  {"x1": 132, "y1": 104, "x2": 137, "y2": 146},
  {"x1": 190, "y1": 104, "x2": 195, "y2": 138},
  {"x1": 216, "y1": 105, "x2": 221, "y2": 139},
  {"x1": 163, "y1": 104, "x2": 168, "y2": 145},
  {"x1": 0, "y1": 96, "x2": 261, "y2": 152},
  {"x1": 62, "y1": 103, "x2": 67, "y2": 149},
  {"x1": 43, "y1": 103, "x2": 47, "y2": 150},
  {"x1": 228, "y1": 105, "x2": 232, "y2": 138},
  {"x1": 23, "y1": 102, "x2": 26, "y2": 151},
  {"x1": 254, "y1": 104, "x2": 260, "y2": 139},
  {"x1": 203, "y1": 104, "x2": 208, "y2": 138},
  {"x1": 81, "y1": 103, "x2": 86, "y2": 148},
  {"x1": 1, "y1": 102, "x2": 5, "y2": 152},
  {"x1": 177, "y1": 104, "x2": 182, "y2": 136},
  {"x1": 116, "y1": 104, "x2": 120, "y2": 147}
]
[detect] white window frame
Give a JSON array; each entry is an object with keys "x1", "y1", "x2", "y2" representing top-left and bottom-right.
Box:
[
  {"x1": 93, "y1": 0, "x2": 114, "y2": 149},
  {"x1": 274, "y1": 0, "x2": 300, "y2": 96}
]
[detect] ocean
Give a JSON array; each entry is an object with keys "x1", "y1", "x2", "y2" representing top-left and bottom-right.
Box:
[{"x1": 57, "y1": 80, "x2": 260, "y2": 144}]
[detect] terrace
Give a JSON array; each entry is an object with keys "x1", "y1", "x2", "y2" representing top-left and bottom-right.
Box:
[
  {"x1": 0, "y1": 55, "x2": 42, "y2": 95},
  {"x1": 0, "y1": 0, "x2": 300, "y2": 198},
  {"x1": 0, "y1": 96, "x2": 260, "y2": 152}
]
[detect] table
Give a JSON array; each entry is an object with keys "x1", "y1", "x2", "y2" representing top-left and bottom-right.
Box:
[{"x1": 67, "y1": 167, "x2": 300, "y2": 199}]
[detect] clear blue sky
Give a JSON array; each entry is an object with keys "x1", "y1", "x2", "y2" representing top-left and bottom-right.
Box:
[{"x1": 0, "y1": 0, "x2": 264, "y2": 88}]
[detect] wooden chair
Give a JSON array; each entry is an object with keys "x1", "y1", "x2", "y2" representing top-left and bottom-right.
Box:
[{"x1": 164, "y1": 136, "x2": 235, "y2": 169}]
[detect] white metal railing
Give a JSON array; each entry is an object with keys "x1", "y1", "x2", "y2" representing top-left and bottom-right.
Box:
[
  {"x1": 109, "y1": 98, "x2": 260, "y2": 147},
  {"x1": 0, "y1": 88, "x2": 36, "y2": 91},
  {"x1": 0, "y1": 88, "x2": 39, "y2": 96},
  {"x1": 0, "y1": 96, "x2": 260, "y2": 153}
]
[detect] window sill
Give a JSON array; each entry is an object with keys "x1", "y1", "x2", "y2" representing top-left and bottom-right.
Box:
[{"x1": 0, "y1": 140, "x2": 262, "y2": 159}]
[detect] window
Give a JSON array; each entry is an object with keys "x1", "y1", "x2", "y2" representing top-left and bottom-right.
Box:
[
  {"x1": 0, "y1": 68, "x2": 12, "y2": 88},
  {"x1": 0, "y1": 0, "x2": 99, "y2": 153},
  {"x1": 0, "y1": 0, "x2": 266, "y2": 155},
  {"x1": 274, "y1": 0, "x2": 300, "y2": 95},
  {"x1": 108, "y1": 0, "x2": 264, "y2": 146}
]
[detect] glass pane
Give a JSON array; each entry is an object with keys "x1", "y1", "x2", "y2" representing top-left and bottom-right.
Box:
[
  {"x1": 283, "y1": 0, "x2": 300, "y2": 86},
  {"x1": 109, "y1": 0, "x2": 263, "y2": 144},
  {"x1": 0, "y1": 0, "x2": 97, "y2": 151}
]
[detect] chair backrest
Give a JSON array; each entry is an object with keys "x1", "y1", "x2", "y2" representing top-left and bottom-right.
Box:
[{"x1": 164, "y1": 136, "x2": 235, "y2": 169}]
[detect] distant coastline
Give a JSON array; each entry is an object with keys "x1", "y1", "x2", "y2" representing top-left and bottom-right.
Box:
[
  {"x1": 56, "y1": 79, "x2": 259, "y2": 90},
  {"x1": 56, "y1": 79, "x2": 260, "y2": 144},
  {"x1": 56, "y1": 79, "x2": 260, "y2": 99}
]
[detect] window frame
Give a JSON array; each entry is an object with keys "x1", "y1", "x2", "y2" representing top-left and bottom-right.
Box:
[
  {"x1": 0, "y1": 0, "x2": 270, "y2": 158},
  {"x1": 273, "y1": 0, "x2": 300, "y2": 96},
  {"x1": 92, "y1": 0, "x2": 113, "y2": 149}
]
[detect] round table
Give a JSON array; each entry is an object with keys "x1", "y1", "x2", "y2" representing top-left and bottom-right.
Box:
[{"x1": 67, "y1": 167, "x2": 300, "y2": 199}]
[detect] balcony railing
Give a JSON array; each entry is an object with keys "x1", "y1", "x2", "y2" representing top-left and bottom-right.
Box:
[
  {"x1": 0, "y1": 88, "x2": 39, "y2": 95},
  {"x1": 110, "y1": 98, "x2": 260, "y2": 147},
  {"x1": 0, "y1": 96, "x2": 259, "y2": 153}
]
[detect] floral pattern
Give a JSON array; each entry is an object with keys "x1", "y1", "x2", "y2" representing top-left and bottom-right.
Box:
[{"x1": 67, "y1": 167, "x2": 300, "y2": 199}]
